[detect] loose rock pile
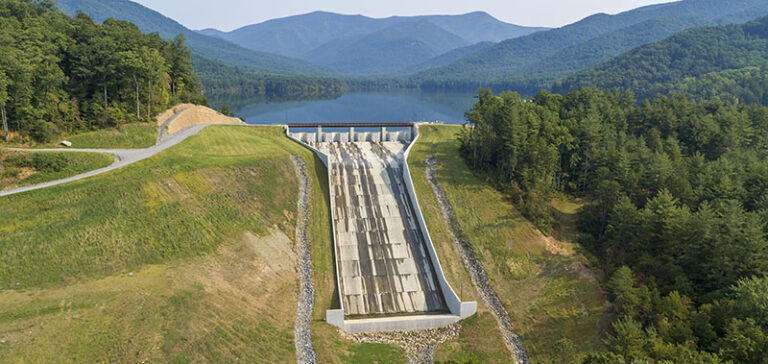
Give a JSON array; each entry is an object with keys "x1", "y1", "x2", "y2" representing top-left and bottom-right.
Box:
[
  {"x1": 342, "y1": 324, "x2": 461, "y2": 364},
  {"x1": 292, "y1": 156, "x2": 317, "y2": 364},
  {"x1": 425, "y1": 156, "x2": 530, "y2": 364}
]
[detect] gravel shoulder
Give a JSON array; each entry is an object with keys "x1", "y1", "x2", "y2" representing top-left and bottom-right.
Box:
[{"x1": 292, "y1": 155, "x2": 317, "y2": 364}]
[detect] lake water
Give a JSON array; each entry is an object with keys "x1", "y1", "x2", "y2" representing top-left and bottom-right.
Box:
[{"x1": 230, "y1": 90, "x2": 478, "y2": 125}]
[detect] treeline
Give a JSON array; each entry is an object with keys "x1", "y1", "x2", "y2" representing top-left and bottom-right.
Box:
[
  {"x1": 193, "y1": 55, "x2": 348, "y2": 99},
  {"x1": 344, "y1": 77, "x2": 419, "y2": 92},
  {"x1": 419, "y1": 77, "x2": 544, "y2": 96},
  {"x1": 666, "y1": 64, "x2": 768, "y2": 105},
  {"x1": 461, "y1": 88, "x2": 768, "y2": 362},
  {"x1": 0, "y1": 0, "x2": 205, "y2": 142}
]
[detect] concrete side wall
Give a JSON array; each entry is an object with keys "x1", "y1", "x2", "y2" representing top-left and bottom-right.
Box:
[
  {"x1": 326, "y1": 309, "x2": 345, "y2": 329},
  {"x1": 402, "y1": 124, "x2": 478, "y2": 319},
  {"x1": 285, "y1": 129, "x2": 343, "y2": 318}
]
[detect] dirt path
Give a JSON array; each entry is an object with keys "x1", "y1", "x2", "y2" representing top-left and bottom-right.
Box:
[
  {"x1": 425, "y1": 156, "x2": 530, "y2": 364},
  {"x1": 291, "y1": 155, "x2": 316, "y2": 364},
  {"x1": 0, "y1": 124, "x2": 208, "y2": 198}
]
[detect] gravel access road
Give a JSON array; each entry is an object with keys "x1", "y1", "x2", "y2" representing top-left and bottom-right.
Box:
[{"x1": 0, "y1": 124, "x2": 208, "y2": 197}]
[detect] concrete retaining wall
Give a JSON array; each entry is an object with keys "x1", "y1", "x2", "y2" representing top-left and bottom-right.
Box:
[
  {"x1": 402, "y1": 125, "x2": 477, "y2": 320},
  {"x1": 343, "y1": 314, "x2": 461, "y2": 334}
]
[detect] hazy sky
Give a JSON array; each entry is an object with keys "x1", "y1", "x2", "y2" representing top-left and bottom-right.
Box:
[{"x1": 133, "y1": 0, "x2": 677, "y2": 32}]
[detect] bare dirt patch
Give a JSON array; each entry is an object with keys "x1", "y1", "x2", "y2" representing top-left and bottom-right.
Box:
[
  {"x1": 172, "y1": 228, "x2": 299, "y2": 330},
  {"x1": 157, "y1": 103, "x2": 242, "y2": 135},
  {"x1": 243, "y1": 231, "x2": 297, "y2": 272}
]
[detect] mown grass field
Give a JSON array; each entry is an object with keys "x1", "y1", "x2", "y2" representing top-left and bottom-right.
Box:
[
  {"x1": 0, "y1": 126, "x2": 403, "y2": 362},
  {"x1": 408, "y1": 125, "x2": 610, "y2": 363},
  {"x1": 0, "y1": 150, "x2": 114, "y2": 190},
  {"x1": 56, "y1": 122, "x2": 158, "y2": 148}
]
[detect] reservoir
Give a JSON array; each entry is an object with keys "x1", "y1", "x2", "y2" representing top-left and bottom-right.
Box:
[{"x1": 219, "y1": 90, "x2": 478, "y2": 125}]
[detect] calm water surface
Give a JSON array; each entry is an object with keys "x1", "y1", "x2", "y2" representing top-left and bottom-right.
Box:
[{"x1": 231, "y1": 90, "x2": 477, "y2": 125}]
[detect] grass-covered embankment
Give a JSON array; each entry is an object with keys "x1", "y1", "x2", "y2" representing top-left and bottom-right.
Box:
[
  {"x1": 0, "y1": 150, "x2": 114, "y2": 190},
  {"x1": 0, "y1": 125, "x2": 403, "y2": 362},
  {"x1": 57, "y1": 123, "x2": 158, "y2": 148},
  {"x1": 408, "y1": 125, "x2": 610, "y2": 363}
]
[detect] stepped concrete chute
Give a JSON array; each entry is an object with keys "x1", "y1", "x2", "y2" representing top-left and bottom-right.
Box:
[{"x1": 286, "y1": 123, "x2": 477, "y2": 333}]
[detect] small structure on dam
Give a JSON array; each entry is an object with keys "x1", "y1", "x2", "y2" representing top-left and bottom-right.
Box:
[{"x1": 287, "y1": 122, "x2": 476, "y2": 333}]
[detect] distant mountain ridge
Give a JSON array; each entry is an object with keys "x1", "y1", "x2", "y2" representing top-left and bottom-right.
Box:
[
  {"x1": 415, "y1": 0, "x2": 768, "y2": 87},
  {"x1": 302, "y1": 19, "x2": 472, "y2": 74},
  {"x1": 556, "y1": 16, "x2": 768, "y2": 101},
  {"x1": 54, "y1": 0, "x2": 331, "y2": 76},
  {"x1": 404, "y1": 42, "x2": 496, "y2": 73},
  {"x1": 203, "y1": 11, "x2": 547, "y2": 75}
]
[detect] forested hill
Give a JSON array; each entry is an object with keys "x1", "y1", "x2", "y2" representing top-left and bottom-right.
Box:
[
  {"x1": 556, "y1": 16, "x2": 768, "y2": 102},
  {"x1": 462, "y1": 88, "x2": 768, "y2": 362},
  {"x1": 0, "y1": 0, "x2": 204, "y2": 142},
  {"x1": 192, "y1": 55, "x2": 348, "y2": 99},
  {"x1": 415, "y1": 0, "x2": 768, "y2": 89},
  {"x1": 54, "y1": 0, "x2": 350, "y2": 99},
  {"x1": 54, "y1": 0, "x2": 331, "y2": 76}
]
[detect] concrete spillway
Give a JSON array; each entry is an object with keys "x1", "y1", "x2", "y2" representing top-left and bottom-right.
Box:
[
  {"x1": 316, "y1": 142, "x2": 446, "y2": 315},
  {"x1": 287, "y1": 123, "x2": 476, "y2": 333}
]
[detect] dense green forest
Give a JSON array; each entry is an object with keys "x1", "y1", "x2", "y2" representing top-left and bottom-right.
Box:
[
  {"x1": 193, "y1": 55, "x2": 348, "y2": 99},
  {"x1": 0, "y1": 0, "x2": 205, "y2": 142},
  {"x1": 557, "y1": 16, "x2": 768, "y2": 103},
  {"x1": 666, "y1": 65, "x2": 768, "y2": 105},
  {"x1": 461, "y1": 88, "x2": 768, "y2": 362}
]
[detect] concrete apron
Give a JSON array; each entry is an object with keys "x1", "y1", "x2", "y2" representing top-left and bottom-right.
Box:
[{"x1": 287, "y1": 125, "x2": 477, "y2": 333}]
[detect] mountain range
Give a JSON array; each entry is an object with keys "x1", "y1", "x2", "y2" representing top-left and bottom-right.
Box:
[
  {"x1": 199, "y1": 11, "x2": 547, "y2": 75},
  {"x1": 54, "y1": 0, "x2": 330, "y2": 75},
  {"x1": 52, "y1": 0, "x2": 768, "y2": 98},
  {"x1": 415, "y1": 0, "x2": 768, "y2": 87}
]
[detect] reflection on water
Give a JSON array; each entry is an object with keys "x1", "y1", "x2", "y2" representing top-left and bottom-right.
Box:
[{"x1": 228, "y1": 90, "x2": 478, "y2": 125}]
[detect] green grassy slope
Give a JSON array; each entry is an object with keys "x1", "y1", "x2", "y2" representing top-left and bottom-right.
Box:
[
  {"x1": 0, "y1": 126, "x2": 403, "y2": 362},
  {"x1": 0, "y1": 151, "x2": 114, "y2": 190},
  {"x1": 408, "y1": 125, "x2": 610, "y2": 363},
  {"x1": 60, "y1": 123, "x2": 158, "y2": 148}
]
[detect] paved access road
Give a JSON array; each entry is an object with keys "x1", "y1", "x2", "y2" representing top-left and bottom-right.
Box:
[{"x1": 0, "y1": 124, "x2": 208, "y2": 197}]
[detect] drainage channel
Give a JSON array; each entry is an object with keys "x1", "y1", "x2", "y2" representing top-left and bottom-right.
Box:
[
  {"x1": 292, "y1": 155, "x2": 316, "y2": 364},
  {"x1": 425, "y1": 156, "x2": 530, "y2": 364},
  {"x1": 342, "y1": 324, "x2": 460, "y2": 364}
]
